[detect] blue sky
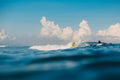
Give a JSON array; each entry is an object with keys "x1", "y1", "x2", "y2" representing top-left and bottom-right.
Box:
[{"x1": 0, "y1": 0, "x2": 120, "y2": 45}]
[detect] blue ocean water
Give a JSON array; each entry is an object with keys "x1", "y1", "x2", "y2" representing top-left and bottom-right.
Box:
[{"x1": 0, "y1": 43, "x2": 120, "y2": 80}]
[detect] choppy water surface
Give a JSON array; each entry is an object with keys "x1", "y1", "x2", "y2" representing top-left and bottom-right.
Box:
[{"x1": 0, "y1": 44, "x2": 120, "y2": 80}]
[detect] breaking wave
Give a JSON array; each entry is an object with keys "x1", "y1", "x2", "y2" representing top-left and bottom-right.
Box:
[
  {"x1": 0, "y1": 45, "x2": 7, "y2": 48},
  {"x1": 29, "y1": 43, "x2": 73, "y2": 51}
]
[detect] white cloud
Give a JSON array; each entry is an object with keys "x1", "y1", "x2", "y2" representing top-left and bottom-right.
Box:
[
  {"x1": 59, "y1": 27, "x2": 73, "y2": 40},
  {"x1": 97, "y1": 23, "x2": 120, "y2": 37},
  {"x1": 96, "y1": 23, "x2": 120, "y2": 43},
  {"x1": 40, "y1": 16, "x2": 91, "y2": 42},
  {"x1": 73, "y1": 20, "x2": 91, "y2": 41},
  {"x1": 40, "y1": 16, "x2": 73, "y2": 40},
  {"x1": 40, "y1": 16, "x2": 120, "y2": 44},
  {"x1": 0, "y1": 30, "x2": 7, "y2": 40}
]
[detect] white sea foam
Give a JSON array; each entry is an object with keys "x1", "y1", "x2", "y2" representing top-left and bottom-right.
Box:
[
  {"x1": 29, "y1": 42, "x2": 74, "y2": 51},
  {"x1": 29, "y1": 41, "x2": 91, "y2": 51},
  {"x1": 0, "y1": 45, "x2": 7, "y2": 48}
]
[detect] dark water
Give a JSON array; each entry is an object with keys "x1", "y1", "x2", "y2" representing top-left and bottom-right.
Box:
[{"x1": 0, "y1": 44, "x2": 120, "y2": 80}]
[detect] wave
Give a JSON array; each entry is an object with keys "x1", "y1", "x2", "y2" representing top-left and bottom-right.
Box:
[
  {"x1": 29, "y1": 41, "x2": 93, "y2": 51},
  {"x1": 0, "y1": 45, "x2": 7, "y2": 48},
  {"x1": 29, "y1": 43, "x2": 74, "y2": 51},
  {"x1": 29, "y1": 42, "x2": 119, "y2": 51},
  {"x1": 1, "y1": 44, "x2": 120, "y2": 80}
]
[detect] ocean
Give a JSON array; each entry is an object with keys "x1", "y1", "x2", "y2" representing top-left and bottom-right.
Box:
[{"x1": 0, "y1": 43, "x2": 120, "y2": 80}]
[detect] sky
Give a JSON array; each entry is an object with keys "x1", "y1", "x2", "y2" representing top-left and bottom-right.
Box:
[{"x1": 0, "y1": 0, "x2": 120, "y2": 46}]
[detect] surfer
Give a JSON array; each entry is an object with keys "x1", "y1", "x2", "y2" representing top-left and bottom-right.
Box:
[
  {"x1": 71, "y1": 42, "x2": 76, "y2": 48},
  {"x1": 97, "y1": 40, "x2": 109, "y2": 46},
  {"x1": 98, "y1": 40, "x2": 102, "y2": 43}
]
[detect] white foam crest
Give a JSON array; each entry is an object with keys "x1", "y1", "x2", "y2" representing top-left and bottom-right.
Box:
[
  {"x1": 0, "y1": 45, "x2": 7, "y2": 48},
  {"x1": 30, "y1": 42, "x2": 73, "y2": 51}
]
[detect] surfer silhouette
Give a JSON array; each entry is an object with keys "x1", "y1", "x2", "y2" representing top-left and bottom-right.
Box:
[
  {"x1": 98, "y1": 40, "x2": 102, "y2": 43},
  {"x1": 97, "y1": 40, "x2": 108, "y2": 45}
]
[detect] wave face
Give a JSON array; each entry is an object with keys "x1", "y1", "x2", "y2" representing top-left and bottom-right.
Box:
[{"x1": 0, "y1": 44, "x2": 120, "y2": 80}]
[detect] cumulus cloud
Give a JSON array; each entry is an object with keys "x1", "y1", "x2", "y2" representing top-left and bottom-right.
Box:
[
  {"x1": 40, "y1": 16, "x2": 73, "y2": 40},
  {"x1": 97, "y1": 23, "x2": 120, "y2": 42},
  {"x1": 0, "y1": 30, "x2": 7, "y2": 40},
  {"x1": 97, "y1": 23, "x2": 120, "y2": 37},
  {"x1": 40, "y1": 16, "x2": 120, "y2": 44},
  {"x1": 40, "y1": 16, "x2": 91, "y2": 42},
  {"x1": 73, "y1": 20, "x2": 91, "y2": 41}
]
